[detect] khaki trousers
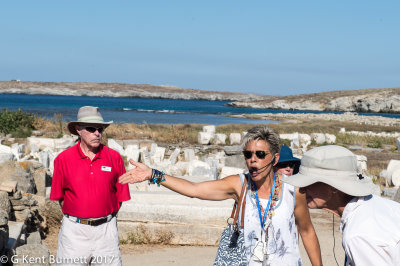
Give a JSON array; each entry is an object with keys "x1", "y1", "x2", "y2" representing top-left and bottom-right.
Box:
[{"x1": 56, "y1": 216, "x2": 122, "y2": 266}]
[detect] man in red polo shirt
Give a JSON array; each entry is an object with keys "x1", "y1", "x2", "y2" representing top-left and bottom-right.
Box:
[{"x1": 50, "y1": 106, "x2": 130, "y2": 266}]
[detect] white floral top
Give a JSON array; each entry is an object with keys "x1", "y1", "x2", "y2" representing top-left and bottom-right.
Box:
[{"x1": 238, "y1": 173, "x2": 302, "y2": 266}]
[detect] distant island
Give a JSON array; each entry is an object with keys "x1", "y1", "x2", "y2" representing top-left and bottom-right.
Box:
[
  {"x1": 0, "y1": 81, "x2": 399, "y2": 113},
  {"x1": 0, "y1": 81, "x2": 268, "y2": 102},
  {"x1": 229, "y1": 87, "x2": 400, "y2": 114}
]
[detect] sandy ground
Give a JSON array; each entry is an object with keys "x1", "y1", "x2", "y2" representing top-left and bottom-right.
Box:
[
  {"x1": 44, "y1": 209, "x2": 344, "y2": 266},
  {"x1": 121, "y1": 209, "x2": 345, "y2": 266}
]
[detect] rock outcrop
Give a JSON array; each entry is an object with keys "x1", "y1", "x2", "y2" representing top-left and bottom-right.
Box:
[
  {"x1": 0, "y1": 81, "x2": 270, "y2": 102},
  {"x1": 229, "y1": 88, "x2": 400, "y2": 113}
]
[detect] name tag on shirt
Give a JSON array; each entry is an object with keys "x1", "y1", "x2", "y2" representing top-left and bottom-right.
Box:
[{"x1": 101, "y1": 166, "x2": 112, "y2": 172}]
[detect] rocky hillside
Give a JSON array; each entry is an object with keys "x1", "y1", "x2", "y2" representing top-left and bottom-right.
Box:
[
  {"x1": 0, "y1": 81, "x2": 271, "y2": 101},
  {"x1": 228, "y1": 88, "x2": 400, "y2": 113},
  {"x1": 1, "y1": 81, "x2": 399, "y2": 113}
]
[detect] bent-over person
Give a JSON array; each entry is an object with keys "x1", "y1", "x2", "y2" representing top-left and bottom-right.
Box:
[{"x1": 283, "y1": 145, "x2": 400, "y2": 266}]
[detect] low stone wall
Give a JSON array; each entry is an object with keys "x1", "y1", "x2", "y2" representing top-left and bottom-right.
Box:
[{"x1": 118, "y1": 190, "x2": 234, "y2": 245}]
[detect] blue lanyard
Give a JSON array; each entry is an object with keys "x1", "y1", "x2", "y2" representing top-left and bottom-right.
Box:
[{"x1": 253, "y1": 173, "x2": 277, "y2": 229}]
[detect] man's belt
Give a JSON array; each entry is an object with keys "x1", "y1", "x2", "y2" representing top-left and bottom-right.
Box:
[{"x1": 64, "y1": 212, "x2": 116, "y2": 226}]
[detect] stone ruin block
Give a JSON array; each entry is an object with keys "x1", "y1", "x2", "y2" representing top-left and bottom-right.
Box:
[
  {"x1": 224, "y1": 145, "x2": 243, "y2": 156},
  {"x1": 26, "y1": 137, "x2": 55, "y2": 151},
  {"x1": 38, "y1": 149, "x2": 56, "y2": 174},
  {"x1": 229, "y1": 133, "x2": 241, "y2": 145},
  {"x1": 392, "y1": 169, "x2": 400, "y2": 187},
  {"x1": 386, "y1": 160, "x2": 400, "y2": 187},
  {"x1": 163, "y1": 164, "x2": 185, "y2": 177},
  {"x1": 356, "y1": 155, "x2": 368, "y2": 173},
  {"x1": 125, "y1": 145, "x2": 140, "y2": 170},
  {"x1": 225, "y1": 155, "x2": 247, "y2": 170},
  {"x1": 151, "y1": 147, "x2": 166, "y2": 164},
  {"x1": 139, "y1": 148, "x2": 151, "y2": 166},
  {"x1": 11, "y1": 143, "x2": 26, "y2": 161},
  {"x1": 26, "y1": 231, "x2": 41, "y2": 245},
  {"x1": 202, "y1": 125, "x2": 216, "y2": 134},
  {"x1": 183, "y1": 148, "x2": 196, "y2": 162},
  {"x1": 0, "y1": 191, "x2": 11, "y2": 215},
  {"x1": 54, "y1": 135, "x2": 75, "y2": 151},
  {"x1": 0, "y1": 153, "x2": 15, "y2": 164},
  {"x1": 168, "y1": 148, "x2": 181, "y2": 165},
  {"x1": 107, "y1": 139, "x2": 125, "y2": 156},
  {"x1": 219, "y1": 166, "x2": 245, "y2": 179},
  {"x1": 311, "y1": 133, "x2": 326, "y2": 144},
  {"x1": 0, "y1": 144, "x2": 12, "y2": 154},
  {"x1": 150, "y1": 143, "x2": 158, "y2": 156},
  {"x1": 197, "y1": 132, "x2": 213, "y2": 145},
  {"x1": 15, "y1": 244, "x2": 50, "y2": 266},
  {"x1": 212, "y1": 134, "x2": 227, "y2": 145},
  {"x1": 186, "y1": 160, "x2": 211, "y2": 177},
  {"x1": 324, "y1": 133, "x2": 336, "y2": 144},
  {"x1": 393, "y1": 187, "x2": 400, "y2": 203}
]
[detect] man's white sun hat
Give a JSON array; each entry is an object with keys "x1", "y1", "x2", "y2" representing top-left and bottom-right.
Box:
[
  {"x1": 282, "y1": 145, "x2": 375, "y2": 196},
  {"x1": 67, "y1": 106, "x2": 113, "y2": 135}
]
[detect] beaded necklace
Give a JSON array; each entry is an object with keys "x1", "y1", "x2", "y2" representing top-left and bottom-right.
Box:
[{"x1": 251, "y1": 176, "x2": 281, "y2": 219}]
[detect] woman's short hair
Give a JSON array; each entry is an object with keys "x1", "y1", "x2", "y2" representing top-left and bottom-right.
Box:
[{"x1": 242, "y1": 126, "x2": 281, "y2": 156}]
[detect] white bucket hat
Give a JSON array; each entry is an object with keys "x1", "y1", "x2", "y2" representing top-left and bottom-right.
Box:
[
  {"x1": 282, "y1": 145, "x2": 374, "y2": 196},
  {"x1": 67, "y1": 106, "x2": 113, "y2": 135}
]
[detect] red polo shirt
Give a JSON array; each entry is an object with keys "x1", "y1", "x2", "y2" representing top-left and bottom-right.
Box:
[{"x1": 50, "y1": 141, "x2": 131, "y2": 218}]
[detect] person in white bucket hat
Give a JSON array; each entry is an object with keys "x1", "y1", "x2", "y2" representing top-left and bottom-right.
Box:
[
  {"x1": 283, "y1": 145, "x2": 400, "y2": 266},
  {"x1": 50, "y1": 106, "x2": 131, "y2": 266}
]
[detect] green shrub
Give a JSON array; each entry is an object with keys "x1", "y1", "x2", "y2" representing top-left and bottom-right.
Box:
[
  {"x1": 367, "y1": 139, "x2": 383, "y2": 149},
  {"x1": 0, "y1": 108, "x2": 36, "y2": 137}
]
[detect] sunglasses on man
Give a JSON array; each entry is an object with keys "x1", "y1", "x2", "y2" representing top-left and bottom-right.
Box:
[
  {"x1": 242, "y1": 150, "x2": 269, "y2": 160},
  {"x1": 83, "y1": 126, "x2": 104, "y2": 134}
]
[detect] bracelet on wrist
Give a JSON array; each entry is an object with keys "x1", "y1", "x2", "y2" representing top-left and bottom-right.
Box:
[{"x1": 148, "y1": 169, "x2": 165, "y2": 187}]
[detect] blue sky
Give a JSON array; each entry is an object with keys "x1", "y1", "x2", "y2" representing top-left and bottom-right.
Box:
[{"x1": 1, "y1": 1, "x2": 399, "y2": 95}]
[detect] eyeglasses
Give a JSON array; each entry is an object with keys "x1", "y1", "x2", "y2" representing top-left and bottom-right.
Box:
[
  {"x1": 83, "y1": 126, "x2": 104, "y2": 134},
  {"x1": 276, "y1": 162, "x2": 297, "y2": 169},
  {"x1": 242, "y1": 150, "x2": 269, "y2": 159}
]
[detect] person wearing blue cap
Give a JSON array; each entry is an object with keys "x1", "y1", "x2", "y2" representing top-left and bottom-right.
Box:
[{"x1": 275, "y1": 145, "x2": 301, "y2": 176}]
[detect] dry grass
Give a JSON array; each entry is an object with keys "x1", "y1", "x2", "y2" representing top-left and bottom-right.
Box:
[
  {"x1": 105, "y1": 123, "x2": 203, "y2": 144},
  {"x1": 336, "y1": 134, "x2": 396, "y2": 147},
  {"x1": 120, "y1": 225, "x2": 174, "y2": 245},
  {"x1": 268, "y1": 119, "x2": 399, "y2": 135},
  {"x1": 33, "y1": 115, "x2": 68, "y2": 138},
  {"x1": 32, "y1": 117, "x2": 398, "y2": 150}
]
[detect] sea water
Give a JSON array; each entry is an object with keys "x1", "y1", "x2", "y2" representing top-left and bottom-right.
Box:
[{"x1": 0, "y1": 94, "x2": 398, "y2": 125}]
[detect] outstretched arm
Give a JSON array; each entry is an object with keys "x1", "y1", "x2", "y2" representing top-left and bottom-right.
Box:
[
  {"x1": 119, "y1": 159, "x2": 242, "y2": 201},
  {"x1": 294, "y1": 188, "x2": 322, "y2": 266}
]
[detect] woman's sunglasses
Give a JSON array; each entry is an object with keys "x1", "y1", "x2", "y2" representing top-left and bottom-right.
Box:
[
  {"x1": 276, "y1": 162, "x2": 297, "y2": 169},
  {"x1": 83, "y1": 126, "x2": 104, "y2": 133},
  {"x1": 242, "y1": 150, "x2": 268, "y2": 159}
]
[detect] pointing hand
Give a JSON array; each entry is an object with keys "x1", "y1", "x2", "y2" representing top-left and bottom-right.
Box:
[{"x1": 119, "y1": 159, "x2": 152, "y2": 184}]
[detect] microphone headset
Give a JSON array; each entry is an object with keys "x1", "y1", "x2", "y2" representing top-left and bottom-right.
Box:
[{"x1": 250, "y1": 157, "x2": 276, "y2": 175}]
